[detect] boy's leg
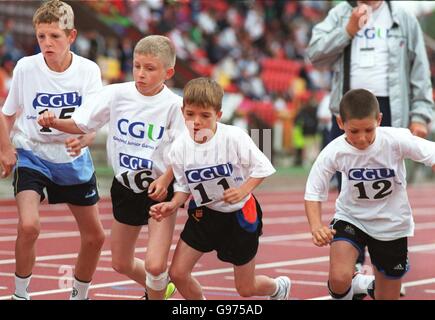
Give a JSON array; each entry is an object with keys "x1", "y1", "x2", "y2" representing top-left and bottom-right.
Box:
[
  {"x1": 233, "y1": 258, "x2": 290, "y2": 299},
  {"x1": 372, "y1": 269, "x2": 402, "y2": 300},
  {"x1": 69, "y1": 203, "x2": 105, "y2": 299},
  {"x1": 15, "y1": 191, "x2": 41, "y2": 277},
  {"x1": 110, "y1": 220, "x2": 144, "y2": 285},
  {"x1": 145, "y1": 211, "x2": 177, "y2": 300},
  {"x1": 329, "y1": 240, "x2": 360, "y2": 299},
  {"x1": 14, "y1": 190, "x2": 41, "y2": 300},
  {"x1": 169, "y1": 239, "x2": 204, "y2": 300}
]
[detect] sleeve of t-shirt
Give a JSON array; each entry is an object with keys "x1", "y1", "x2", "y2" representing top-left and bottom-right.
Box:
[
  {"x1": 304, "y1": 145, "x2": 336, "y2": 202},
  {"x1": 2, "y1": 59, "x2": 24, "y2": 116},
  {"x1": 396, "y1": 128, "x2": 435, "y2": 166},
  {"x1": 236, "y1": 127, "x2": 276, "y2": 178},
  {"x1": 169, "y1": 140, "x2": 191, "y2": 194},
  {"x1": 167, "y1": 100, "x2": 185, "y2": 142},
  {"x1": 72, "y1": 85, "x2": 112, "y2": 133}
]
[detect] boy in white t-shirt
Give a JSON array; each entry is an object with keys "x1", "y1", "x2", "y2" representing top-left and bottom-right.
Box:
[
  {"x1": 38, "y1": 35, "x2": 184, "y2": 300},
  {"x1": 0, "y1": 0, "x2": 105, "y2": 300},
  {"x1": 305, "y1": 89, "x2": 435, "y2": 300},
  {"x1": 149, "y1": 77, "x2": 291, "y2": 300}
]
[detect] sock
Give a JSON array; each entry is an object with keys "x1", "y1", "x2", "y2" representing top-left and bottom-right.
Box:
[
  {"x1": 14, "y1": 273, "x2": 31, "y2": 299},
  {"x1": 328, "y1": 281, "x2": 353, "y2": 300},
  {"x1": 352, "y1": 273, "x2": 375, "y2": 295},
  {"x1": 70, "y1": 276, "x2": 91, "y2": 300}
]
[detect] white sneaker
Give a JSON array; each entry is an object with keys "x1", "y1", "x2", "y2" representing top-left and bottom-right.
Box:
[
  {"x1": 11, "y1": 293, "x2": 30, "y2": 300},
  {"x1": 352, "y1": 272, "x2": 375, "y2": 300},
  {"x1": 269, "y1": 276, "x2": 291, "y2": 300}
]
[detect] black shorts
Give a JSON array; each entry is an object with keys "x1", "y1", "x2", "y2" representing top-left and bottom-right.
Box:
[
  {"x1": 330, "y1": 219, "x2": 409, "y2": 279},
  {"x1": 180, "y1": 195, "x2": 263, "y2": 266},
  {"x1": 110, "y1": 177, "x2": 174, "y2": 226},
  {"x1": 13, "y1": 167, "x2": 99, "y2": 206}
]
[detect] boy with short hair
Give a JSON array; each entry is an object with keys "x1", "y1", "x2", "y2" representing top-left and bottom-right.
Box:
[
  {"x1": 38, "y1": 35, "x2": 184, "y2": 300},
  {"x1": 150, "y1": 77, "x2": 291, "y2": 300},
  {"x1": 0, "y1": 0, "x2": 105, "y2": 300},
  {"x1": 305, "y1": 89, "x2": 435, "y2": 300}
]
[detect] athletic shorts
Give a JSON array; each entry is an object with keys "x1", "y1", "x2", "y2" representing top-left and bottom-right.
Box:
[
  {"x1": 180, "y1": 195, "x2": 263, "y2": 266},
  {"x1": 13, "y1": 167, "x2": 99, "y2": 206},
  {"x1": 110, "y1": 177, "x2": 174, "y2": 226},
  {"x1": 331, "y1": 219, "x2": 409, "y2": 278}
]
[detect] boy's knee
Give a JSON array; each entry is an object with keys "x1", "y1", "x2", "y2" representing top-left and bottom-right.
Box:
[
  {"x1": 169, "y1": 265, "x2": 187, "y2": 285},
  {"x1": 145, "y1": 261, "x2": 167, "y2": 277},
  {"x1": 236, "y1": 285, "x2": 256, "y2": 298},
  {"x1": 112, "y1": 259, "x2": 133, "y2": 275},
  {"x1": 17, "y1": 223, "x2": 40, "y2": 242},
  {"x1": 82, "y1": 232, "x2": 105, "y2": 250},
  {"x1": 329, "y1": 272, "x2": 353, "y2": 293}
]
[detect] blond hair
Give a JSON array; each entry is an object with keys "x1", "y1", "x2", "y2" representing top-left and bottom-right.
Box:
[
  {"x1": 134, "y1": 35, "x2": 176, "y2": 68},
  {"x1": 33, "y1": 0, "x2": 74, "y2": 34},
  {"x1": 183, "y1": 77, "x2": 224, "y2": 112}
]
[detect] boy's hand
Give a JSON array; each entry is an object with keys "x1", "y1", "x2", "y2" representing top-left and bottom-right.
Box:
[
  {"x1": 65, "y1": 137, "x2": 83, "y2": 157},
  {"x1": 37, "y1": 110, "x2": 58, "y2": 128},
  {"x1": 311, "y1": 225, "x2": 336, "y2": 247},
  {"x1": 0, "y1": 145, "x2": 17, "y2": 178},
  {"x1": 150, "y1": 202, "x2": 177, "y2": 222},
  {"x1": 223, "y1": 187, "x2": 247, "y2": 204},
  {"x1": 148, "y1": 178, "x2": 169, "y2": 202}
]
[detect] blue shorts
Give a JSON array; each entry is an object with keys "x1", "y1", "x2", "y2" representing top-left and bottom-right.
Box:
[{"x1": 13, "y1": 167, "x2": 99, "y2": 206}]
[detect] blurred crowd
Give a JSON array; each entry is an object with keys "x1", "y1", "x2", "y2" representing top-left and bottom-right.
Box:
[{"x1": 1, "y1": 0, "x2": 435, "y2": 166}]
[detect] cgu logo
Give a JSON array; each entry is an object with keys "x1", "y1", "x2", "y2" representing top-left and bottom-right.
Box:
[
  {"x1": 119, "y1": 153, "x2": 153, "y2": 170},
  {"x1": 186, "y1": 163, "x2": 233, "y2": 183},
  {"x1": 32, "y1": 92, "x2": 82, "y2": 109},
  {"x1": 117, "y1": 119, "x2": 164, "y2": 141},
  {"x1": 348, "y1": 168, "x2": 395, "y2": 181}
]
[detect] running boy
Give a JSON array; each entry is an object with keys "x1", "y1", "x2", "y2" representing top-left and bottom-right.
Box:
[
  {"x1": 305, "y1": 89, "x2": 435, "y2": 300},
  {"x1": 38, "y1": 35, "x2": 184, "y2": 300},
  {"x1": 149, "y1": 77, "x2": 291, "y2": 300},
  {"x1": 0, "y1": 0, "x2": 105, "y2": 300}
]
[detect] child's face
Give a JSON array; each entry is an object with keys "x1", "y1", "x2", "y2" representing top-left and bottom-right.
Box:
[
  {"x1": 337, "y1": 113, "x2": 382, "y2": 150},
  {"x1": 133, "y1": 53, "x2": 174, "y2": 96},
  {"x1": 35, "y1": 22, "x2": 76, "y2": 67},
  {"x1": 182, "y1": 104, "x2": 222, "y2": 144}
]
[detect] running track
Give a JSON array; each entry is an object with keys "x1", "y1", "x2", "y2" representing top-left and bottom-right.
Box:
[{"x1": 1, "y1": 184, "x2": 435, "y2": 300}]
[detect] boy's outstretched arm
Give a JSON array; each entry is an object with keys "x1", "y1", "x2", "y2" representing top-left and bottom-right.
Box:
[
  {"x1": 305, "y1": 200, "x2": 336, "y2": 247},
  {"x1": 37, "y1": 110, "x2": 84, "y2": 134},
  {"x1": 223, "y1": 177, "x2": 264, "y2": 204},
  {"x1": 150, "y1": 192, "x2": 190, "y2": 222}
]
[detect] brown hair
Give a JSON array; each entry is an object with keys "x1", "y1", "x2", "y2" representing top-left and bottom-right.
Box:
[
  {"x1": 339, "y1": 89, "x2": 380, "y2": 122},
  {"x1": 33, "y1": 0, "x2": 74, "y2": 34},
  {"x1": 183, "y1": 77, "x2": 224, "y2": 112}
]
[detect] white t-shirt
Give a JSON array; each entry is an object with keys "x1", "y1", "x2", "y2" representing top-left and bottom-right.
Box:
[
  {"x1": 2, "y1": 52, "x2": 102, "y2": 185},
  {"x1": 170, "y1": 122, "x2": 276, "y2": 212},
  {"x1": 72, "y1": 82, "x2": 184, "y2": 193},
  {"x1": 305, "y1": 127, "x2": 435, "y2": 241},
  {"x1": 350, "y1": 1, "x2": 393, "y2": 97}
]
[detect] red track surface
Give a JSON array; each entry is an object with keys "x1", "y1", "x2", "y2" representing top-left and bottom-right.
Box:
[{"x1": 1, "y1": 185, "x2": 435, "y2": 300}]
